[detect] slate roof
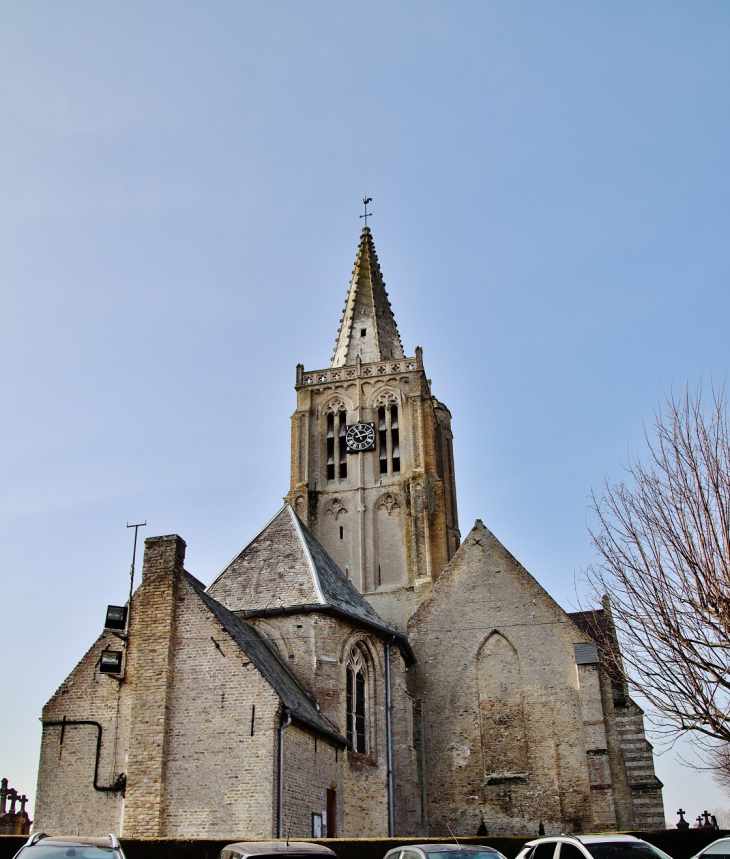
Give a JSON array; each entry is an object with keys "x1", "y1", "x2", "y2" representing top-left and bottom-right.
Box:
[
  {"x1": 207, "y1": 504, "x2": 414, "y2": 661},
  {"x1": 184, "y1": 571, "x2": 347, "y2": 747},
  {"x1": 295, "y1": 510, "x2": 389, "y2": 629}
]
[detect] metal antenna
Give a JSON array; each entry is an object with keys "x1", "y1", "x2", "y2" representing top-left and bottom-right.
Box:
[
  {"x1": 446, "y1": 822, "x2": 460, "y2": 847},
  {"x1": 126, "y1": 521, "x2": 147, "y2": 633},
  {"x1": 360, "y1": 196, "x2": 373, "y2": 227}
]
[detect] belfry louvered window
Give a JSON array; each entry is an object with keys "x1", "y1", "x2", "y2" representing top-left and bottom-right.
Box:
[
  {"x1": 346, "y1": 646, "x2": 368, "y2": 754},
  {"x1": 326, "y1": 408, "x2": 348, "y2": 481},
  {"x1": 377, "y1": 402, "x2": 400, "y2": 475},
  {"x1": 390, "y1": 405, "x2": 400, "y2": 472}
]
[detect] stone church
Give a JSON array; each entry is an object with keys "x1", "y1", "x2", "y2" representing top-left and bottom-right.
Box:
[{"x1": 34, "y1": 227, "x2": 665, "y2": 839}]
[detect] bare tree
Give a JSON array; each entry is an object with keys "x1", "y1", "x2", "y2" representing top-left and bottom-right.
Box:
[{"x1": 583, "y1": 382, "x2": 730, "y2": 759}]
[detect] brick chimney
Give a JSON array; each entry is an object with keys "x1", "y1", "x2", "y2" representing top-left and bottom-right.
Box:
[{"x1": 123, "y1": 535, "x2": 186, "y2": 836}]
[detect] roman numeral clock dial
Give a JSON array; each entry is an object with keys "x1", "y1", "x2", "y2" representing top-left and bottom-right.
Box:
[{"x1": 345, "y1": 423, "x2": 376, "y2": 452}]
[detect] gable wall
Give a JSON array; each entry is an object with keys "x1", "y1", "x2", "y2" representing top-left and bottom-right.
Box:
[
  {"x1": 407, "y1": 525, "x2": 625, "y2": 836},
  {"x1": 34, "y1": 631, "x2": 128, "y2": 835},
  {"x1": 35, "y1": 536, "x2": 292, "y2": 840}
]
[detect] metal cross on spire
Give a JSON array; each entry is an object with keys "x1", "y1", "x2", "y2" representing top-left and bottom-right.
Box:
[{"x1": 360, "y1": 197, "x2": 373, "y2": 227}]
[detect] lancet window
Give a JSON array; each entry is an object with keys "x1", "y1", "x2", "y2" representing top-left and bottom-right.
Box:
[
  {"x1": 377, "y1": 398, "x2": 400, "y2": 475},
  {"x1": 326, "y1": 404, "x2": 348, "y2": 482},
  {"x1": 346, "y1": 645, "x2": 369, "y2": 754}
]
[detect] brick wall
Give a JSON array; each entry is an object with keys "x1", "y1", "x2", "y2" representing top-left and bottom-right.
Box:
[
  {"x1": 123, "y1": 536, "x2": 185, "y2": 836},
  {"x1": 160, "y1": 576, "x2": 282, "y2": 838},
  {"x1": 249, "y1": 612, "x2": 421, "y2": 837},
  {"x1": 34, "y1": 630, "x2": 126, "y2": 835},
  {"x1": 282, "y1": 725, "x2": 342, "y2": 837}
]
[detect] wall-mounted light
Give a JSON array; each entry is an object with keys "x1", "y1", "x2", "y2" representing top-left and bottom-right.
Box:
[
  {"x1": 105, "y1": 605, "x2": 127, "y2": 631},
  {"x1": 99, "y1": 649, "x2": 123, "y2": 674}
]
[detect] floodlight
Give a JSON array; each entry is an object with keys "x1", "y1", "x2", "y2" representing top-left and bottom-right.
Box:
[
  {"x1": 105, "y1": 605, "x2": 127, "y2": 631},
  {"x1": 99, "y1": 649, "x2": 123, "y2": 674}
]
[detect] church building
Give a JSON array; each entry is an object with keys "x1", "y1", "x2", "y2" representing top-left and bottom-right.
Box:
[{"x1": 34, "y1": 226, "x2": 665, "y2": 839}]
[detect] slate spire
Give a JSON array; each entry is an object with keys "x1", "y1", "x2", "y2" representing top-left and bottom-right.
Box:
[{"x1": 331, "y1": 227, "x2": 405, "y2": 367}]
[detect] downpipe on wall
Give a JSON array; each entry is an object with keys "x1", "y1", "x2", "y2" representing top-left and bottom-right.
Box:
[
  {"x1": 277, "y1": 708, "x2": 293, "y2": 838},
  {"x1": 385, "y1": 637, "x2": 394, "y2": 837},
  {"x1": 43, "y1": 716, "x2": 126, "y2": 794}
]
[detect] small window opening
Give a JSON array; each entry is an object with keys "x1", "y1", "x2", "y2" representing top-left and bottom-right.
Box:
[
  {"x1": 360, "y1": 328, "x2": 367, "y2": 337},
  {"x1": 378, "y1": 406, "x2": 387, "y2": 474},
  {"x1": 339, "y1": 526, "x2": 344, "y2": 540}
]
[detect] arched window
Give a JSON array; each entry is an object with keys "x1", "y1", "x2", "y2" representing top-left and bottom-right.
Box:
[
  {"x1": 375, "y1": 393, "x2": 400, "y2": 475},
  {"x1": 326, "y1": 403, "x2": 348, "y2": 482},
  {"x1": 346, "y1": 646, "x2": 369, "y2": 754}
]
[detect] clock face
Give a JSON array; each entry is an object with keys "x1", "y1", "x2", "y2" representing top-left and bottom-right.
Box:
[{"x1": 345, "y1": 422, "x2": 376, "y2": 452}]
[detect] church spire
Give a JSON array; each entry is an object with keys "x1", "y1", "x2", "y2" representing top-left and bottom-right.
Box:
[{"x1": 331, "y1": 227, "x2": 405, "y2": 368}]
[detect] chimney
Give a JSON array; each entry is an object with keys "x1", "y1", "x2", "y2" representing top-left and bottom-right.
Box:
[{"x1": 123, "y1": 535, "x2": 186, "y2": 836}]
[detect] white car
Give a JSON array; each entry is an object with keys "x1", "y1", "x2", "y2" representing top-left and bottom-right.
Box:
[
  {"x1": 515, "y1": 835, "x2": 675, "y2": 859},
  {"x1": 690, "y1": 838, "x2": 730, "y2": 859},
  {"x1": 13, "y1": 835, "x2": 127, "y2": 859}
]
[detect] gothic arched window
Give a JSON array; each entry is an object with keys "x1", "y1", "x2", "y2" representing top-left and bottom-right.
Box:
[
  {"x1": 326, "y1": 402, "x2": 348, "y2": 482},
  {"x1": 375, "y1": 393, "x2": 400, "y2": 475},
  {"x1": 346, "y1": 645, "x2": 369, "y2": 754}
]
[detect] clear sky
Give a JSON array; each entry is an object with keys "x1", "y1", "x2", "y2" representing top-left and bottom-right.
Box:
[{"x1": 1, "y1": 0, "x2": 729, "y2": 827}]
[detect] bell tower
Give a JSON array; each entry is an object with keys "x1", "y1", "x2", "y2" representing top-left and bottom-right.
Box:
[{"x1": 286, "y1": 226, "x2": 460, "y2": 630}]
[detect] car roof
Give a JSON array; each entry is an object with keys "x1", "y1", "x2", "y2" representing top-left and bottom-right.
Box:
[
  {"x1": 699, "y1": 839, "x2": 730, "y2": 853},
  {"x1": 222, "y1": 844, "x2": 337, "y2": 857},
  {"x1": 523, "y1": 837, "x2": 644, "y2": 847},
  {"x1": 29, "y1": 838, "x2": 117, "y2": 849},
  {"x1": 386, "y1": 848, "x2": 503, "y2": 856}
]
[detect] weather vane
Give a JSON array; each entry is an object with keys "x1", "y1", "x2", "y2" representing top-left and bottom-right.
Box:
[{"x1": 360, "y1": 197, "x2": 373, "y2": 227}]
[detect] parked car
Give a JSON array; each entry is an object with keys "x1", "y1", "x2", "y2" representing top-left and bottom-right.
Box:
[
  {"x1": 515, "y1": 835, "x2": 675, "y2": 859},
  {"x1": 14, "y1": 835, "x2": 127, "y2": 859},
  {"x1": 383, "y1": 844, "x2": 508, "y2": 859},
  {"x1": 218, "y1": 843, "x2": 339, "y2": 859},
  {"x1": 690, "y1": 838, "x2": 730, "y2": 859}
]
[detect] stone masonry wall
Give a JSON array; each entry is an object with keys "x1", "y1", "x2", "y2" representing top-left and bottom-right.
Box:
[
  {"x1": 287, "y1": 354, "x2": 458, "y2": 634},
  {"x1": 407, "y1": 522, "x2": 640, "y2": 837},
  {"x1": 616, "y1": 700, "x2": 666, "y2": 829}
]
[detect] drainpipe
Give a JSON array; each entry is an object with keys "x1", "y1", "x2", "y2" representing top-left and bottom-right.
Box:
[
  {"x1": 277, "y1": 708, "x2": 293, "y2": 838},
  {"x1": 385, "y1": 637, "x2": 395, "y2": 837}
]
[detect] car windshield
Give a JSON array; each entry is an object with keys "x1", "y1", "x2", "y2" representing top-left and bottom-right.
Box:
[
  {"x1": 583, "y1": 844, "x2": 673, "y2": 859},
  {"x1": 21, "y1": 847, "x2": 118, "y2": 859}
]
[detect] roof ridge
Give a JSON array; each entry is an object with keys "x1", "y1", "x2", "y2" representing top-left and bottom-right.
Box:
[{"x1": 286, "y1": 503, "x2": 326, "y2": 605}]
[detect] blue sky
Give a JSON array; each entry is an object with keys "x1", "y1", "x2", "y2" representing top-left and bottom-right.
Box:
[{"x1": 1, "y1": 0, "x2": 729, "y2": 825}]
